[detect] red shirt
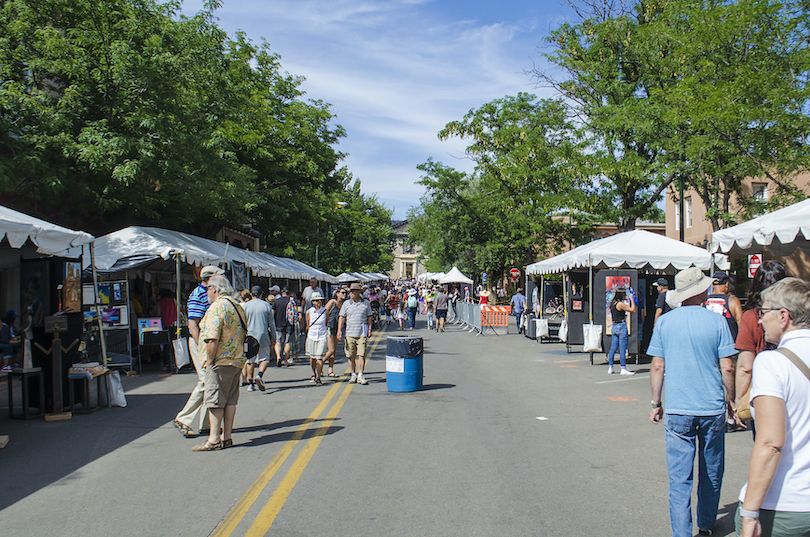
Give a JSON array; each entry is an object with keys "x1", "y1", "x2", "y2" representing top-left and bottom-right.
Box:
[{"x1": 735, "y1": 309, "x2": 765, "y2": 354}]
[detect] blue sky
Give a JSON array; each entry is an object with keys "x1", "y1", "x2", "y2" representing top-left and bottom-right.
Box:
[{"x1": 182, "y1": 0, "x2": 576, "y2": 219}]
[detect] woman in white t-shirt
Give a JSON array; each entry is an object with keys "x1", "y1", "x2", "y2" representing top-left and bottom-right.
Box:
[
  {"x1": 736, "y1": 278, "x2": 810, "y2": 537},
  {"x1": 305, "y1": 293, "x2": 328, "y2": 386}
]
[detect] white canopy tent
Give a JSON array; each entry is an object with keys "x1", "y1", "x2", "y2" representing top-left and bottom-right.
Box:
[
  {"x1": 0, "y1": 205, "x2": 94, "y2": 255},
  {"x1": 418, "y1": 272, "x2": 446, "y2": 283},
  {"x1": 526, "y1": 230, "x2": 712, "y2": 275},
  {"x1": 438, "y1": 266, "x2": 473, "y2": 285},
  {"x1": 86, "y1": 226, "x2": 335, "y2": 281},
  {"x1": 710, "y1": 197, "x2": 810, "y2": 258}
]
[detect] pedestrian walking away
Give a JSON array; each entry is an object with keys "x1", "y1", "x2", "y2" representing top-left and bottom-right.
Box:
[
  {"x1": 735, "y1": 278, "x2": 810, "y2": 537},
  {"x1": 243, "y1": 285, "x2": 276, "y2": 392},
  {"x1": 193, "y1": 275, "x2": 247, "y2": 451},
  {"x1": 406, "y1": 288, "x2": 418, "y2": 330},
  {"x1": 338, "y1": 282, "x2": 373, "y2": 385},
  {"x1": 434, "y1": 287, "x2": 449, "y2": 332},
  {"x1": 648, "y1": 267, "x2": 737, "y2": 537},
  {"x1": 273, "y1": 287, "x2": 295, "y2": 366},
  {"x1": 174, "y1": 265, "x2": 224, "y2": 438},
  {"x1": 510, "y1": 288, "x2": 526, "y2": 334}
]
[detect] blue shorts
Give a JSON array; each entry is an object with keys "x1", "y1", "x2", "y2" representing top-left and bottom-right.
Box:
[
  {"x1": 278, "y1": 325, "x2": 294, "y2": 344},
  {"x1": 436, "y1": 309, "x2": 447, "y2": 319}
]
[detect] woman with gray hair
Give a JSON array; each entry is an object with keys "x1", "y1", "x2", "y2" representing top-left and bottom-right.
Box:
[
  {"x1": 736, "y1": 277, "x2": 810, "y2": 536},
  {"x1": 193, "y1": 275, "x2": 247, "y2": 451}
]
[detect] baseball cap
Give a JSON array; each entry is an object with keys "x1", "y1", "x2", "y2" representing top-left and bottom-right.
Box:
[
  {"x1": 653, "y1": 278, "x2": 668, "y2": 288},
  {"x1": 250, "y1": 285, "x2": 263, "y2": 296},
  {"x1": 200, "y1": 265, "x2": 225, "y2": 279},
  {"x1": 713, "y1": 271, "x2": 730, "y2": 284}
]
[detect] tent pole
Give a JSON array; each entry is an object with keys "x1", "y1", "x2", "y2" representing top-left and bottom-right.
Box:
[
  {"x1": 540, "y1": 275, "x2": 544, "y2": 317},
  {"x1": 175, "y1": 251, "x2": 182, "y2": 374},
  {"x1": 589, "y1": 264, "x2": 593, "y2": 322},
  {"x1": 90, "y1": 243, "x2": 108, "y2": 366}
]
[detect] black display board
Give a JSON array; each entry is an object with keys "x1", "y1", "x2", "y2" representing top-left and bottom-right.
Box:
[{"x1": 593, "y1": 269, "x2": 639, "y2": 356}]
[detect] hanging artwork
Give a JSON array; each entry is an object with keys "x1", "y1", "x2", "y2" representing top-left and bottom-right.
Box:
[{"x1": 605, "y1": 275, "x2": 631, "y2": 335}]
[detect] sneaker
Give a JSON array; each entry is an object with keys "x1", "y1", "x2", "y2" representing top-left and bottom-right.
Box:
[
  {"x1": 620, "y1": 369, "x2": 636, "y2": 376},
  {"x1": 349, "y1": 373, "x2": 357, "y2": 384},
  {"x1": 357, "y1": 375, "x2": 368, "y2": 385},
  {"x1": 698, "y1": 530, "x2": 712, "y2": 536},
  {"x1": 255, "y1": 377, "x2": 265, "y2": 391},
  {"x1": 1, "y1": 366, "x2": 10, "y2": 372},
  {"x1": 607, "y1": 366, "x2": 614, "y2": 375},
  {"x1": 246, "y1": 384, "x2": 255, "y2": 392}
]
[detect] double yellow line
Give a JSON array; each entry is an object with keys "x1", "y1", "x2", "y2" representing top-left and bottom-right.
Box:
[{"x1": 212, "y1": 328, "x2": 386, "y2": 537}]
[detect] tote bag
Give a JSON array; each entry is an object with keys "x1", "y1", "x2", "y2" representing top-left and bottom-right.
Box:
[
  {"x1": 583, "y1": 323, "x2": 603, "y2": 353},
  {"x1": 558, "y1": 318, "x2": 568, "y2": 343}
]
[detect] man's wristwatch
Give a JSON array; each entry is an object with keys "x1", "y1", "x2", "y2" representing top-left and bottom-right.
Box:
[
  {"x1": 651, "y1": 400, "x2": 662, "y2": 408},
  {"x1": 739, "y1": 508, "x2": 759, "y2": 519}
]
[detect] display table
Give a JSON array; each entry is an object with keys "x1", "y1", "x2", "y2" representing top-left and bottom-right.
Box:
[
  {"x1": 7, "y1": 367, "x2": 45, "y2": 420},
  {"x1": 68, "y1": 365, "x2": 110, "y2": 414}
]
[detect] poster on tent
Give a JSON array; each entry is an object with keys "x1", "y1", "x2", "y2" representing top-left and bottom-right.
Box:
[
  {"x1": 605, "y1": 275, "x2": 631, "y2": 335},
  {"x1": 232, "y1": 263, "x2": 247, "y2": 291}
]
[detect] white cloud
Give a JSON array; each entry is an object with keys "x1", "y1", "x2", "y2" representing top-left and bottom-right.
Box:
[{"x1": 184, "y1": 0, "x2": 566, "y2": 218}]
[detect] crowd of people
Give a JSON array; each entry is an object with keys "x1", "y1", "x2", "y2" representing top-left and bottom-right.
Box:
[{"x1": 172, "y1": 273, "x2": 463, "y2": 451}]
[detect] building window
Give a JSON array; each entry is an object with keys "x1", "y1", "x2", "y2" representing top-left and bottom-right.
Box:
[
  {"x1": 685, "y1": 197, "x2": 692, "y2": 229},
  {"x1": 405, "y1": 263, "x2": 414, "y2": 279},
  {"x1": 752, "y1": 182, "x2": 768, "y2": 201},
  {"x1": 675, "y1": 202, "x2": 680, "y2": 231}
]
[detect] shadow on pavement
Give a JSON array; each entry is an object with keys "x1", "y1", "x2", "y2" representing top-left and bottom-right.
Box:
[
  {"x1": 0, "y1": 391, "x2": 187, "y2": 511},
  {"x1": 714, "y1": 501, "x2": 739, "y2": 536},
  {"x1": 419, "y1": 383, "x2": 456, "y2": 391},
  {"x1": 239, "y1": 423, "x2": 343, "y2": 448}
]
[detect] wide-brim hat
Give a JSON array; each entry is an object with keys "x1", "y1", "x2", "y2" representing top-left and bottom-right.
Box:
[
  {"x1": 310, "y1": 291, "x2": 324, "y2": 301},
  {"x1": 201, "y1": 265, "x2": 225, "y2": 279},
  {"x1": 480, "y1": 290, "x2": 491, "y2": 297},
  {"x1": 408, "y1": 288, "x2": 417, "y2": 296},
  {"x1": 668, "y1": 267, "x2": 714, "y2": 305},
  {"x1": 349, "y1": 282, "x2": 363, "y2": 291}
]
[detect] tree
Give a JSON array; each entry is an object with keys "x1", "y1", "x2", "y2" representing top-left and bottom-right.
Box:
[{"x1": 409, "y1": 94, "x2": 596, "y2": 281}]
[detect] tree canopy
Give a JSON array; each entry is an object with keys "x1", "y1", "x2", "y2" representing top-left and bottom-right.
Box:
[{"x1": 0, "y1": 0, "x2": 393, "y2": 274}]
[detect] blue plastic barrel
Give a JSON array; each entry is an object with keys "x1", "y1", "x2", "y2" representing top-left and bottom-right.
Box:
[{"x1": 386, "y1": 336, "x2": 423, "y2": 392}]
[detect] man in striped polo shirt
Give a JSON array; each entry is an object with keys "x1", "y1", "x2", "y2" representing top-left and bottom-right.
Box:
[
  {"x1": 174, "y1": 265, "x2": 225, "y2": 437},
  {"x1": 337, "y1": 282, "x2": 373, "y2": 385}
]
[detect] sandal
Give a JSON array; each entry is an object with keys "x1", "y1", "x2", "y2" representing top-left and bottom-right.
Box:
[
  {"x1": 222, "y1": 438, "x2": 234, "y2": 449},
  {"x1": 174, "y1": 419, "x2": 196, "y2": 438},
  {"x1": 327, "y1": 372, "x2": 339, "y2": 378},
  {"x1": 191, "y1": 440, "x2": 222, "y2": 451},
  {"x1": 315, "y1": 379, "x2": 323, "y2": 386}
]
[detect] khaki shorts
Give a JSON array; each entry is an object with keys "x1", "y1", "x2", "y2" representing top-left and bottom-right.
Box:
[
  {"x1": 344, "y1": 336, "x2": 368, "y2": 359},
  {"x1": 204, "y1": 365, "x2": 241, "y2": 408}
]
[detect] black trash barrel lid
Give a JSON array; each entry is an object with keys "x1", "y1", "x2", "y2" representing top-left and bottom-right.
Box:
[{"x1": 386, "y1": 336, "x2": 423, "y2": 358}]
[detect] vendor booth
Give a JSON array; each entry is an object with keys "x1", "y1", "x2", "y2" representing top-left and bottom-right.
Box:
[
  {"x1": 526, "y1": 230, "x2": 712, "y2": 362},
  {"x1": 0, "y1": 205, "x2": 96, "y2": 415},
  {"x1": 83, "y1": 226, "x2": 336, "y2": 372}
]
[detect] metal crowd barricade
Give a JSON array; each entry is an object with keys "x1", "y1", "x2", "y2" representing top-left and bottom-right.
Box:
[
  {"x1": 450, "y1": 302, "x2": 482, "y2": 335},
  {"x1": 480, "y1": 305, "x2": 511, "y2": 336}
]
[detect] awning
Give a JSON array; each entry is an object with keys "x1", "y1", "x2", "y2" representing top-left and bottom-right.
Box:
[
  {"x1": 0, "y1": 205, "x2": 94, "y2": 255},
  {"x1": 526, "y1": 230, "x2": 712, "y2": 275},
  {"x1": 710, "y1": 197, "x2": 810, "y2": 258}
]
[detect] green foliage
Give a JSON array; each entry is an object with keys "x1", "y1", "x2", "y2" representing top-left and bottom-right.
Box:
[
  {"x1": 0, "y1": 0, "x2": 393, "y2": 272},
  {"x1": 541, "y1": 0, "x2": 810, "y2": 232},
  {"x1": 409, "y1": 94, "x2": 594, "y2": 280}
]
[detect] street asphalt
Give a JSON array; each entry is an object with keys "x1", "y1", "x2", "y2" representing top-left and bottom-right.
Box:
[{"x1": 1, "y1": 315, "x2": 754, "y2": 537}]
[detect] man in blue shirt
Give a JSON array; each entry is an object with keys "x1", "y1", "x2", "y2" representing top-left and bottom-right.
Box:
[
  {"x1": 174, "y1": 265, "x2": 225, "y2": 437},
  {"x1": 510, "y1": 288, "x2": 526, "y2": 334},
  {"x1": 648, "y1": 268, "x2": 737, "y2": 537}
]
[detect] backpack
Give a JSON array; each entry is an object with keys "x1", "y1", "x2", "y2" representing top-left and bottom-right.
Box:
[
  {"x1": 407, "y1": 295, "x2": 417, "y2": 308},
  {"x1": 286, "y1": 297, "x2": 299, "y2": 325}
]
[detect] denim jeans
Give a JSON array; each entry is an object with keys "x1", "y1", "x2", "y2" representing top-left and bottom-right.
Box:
[
  {"x1": 408, "y1": 307, "x2": 417, "y2": 329},
  {"x1": 608, "y1": 322, "x2": 628, "y2": 368},
  {"x1": 515, "y1": 312, "x2": 522, "y2": 331},
  {"x1": 664, "y1": 413, "x2": 726, "y2": 537}
]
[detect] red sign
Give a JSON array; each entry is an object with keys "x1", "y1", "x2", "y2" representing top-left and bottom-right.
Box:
[
  {"x1": 510, "y1": 268, "x2": 520, "y2": 280},
  {"x1": 748, "y1": 254, "x2": 762, "y2": 278}
]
